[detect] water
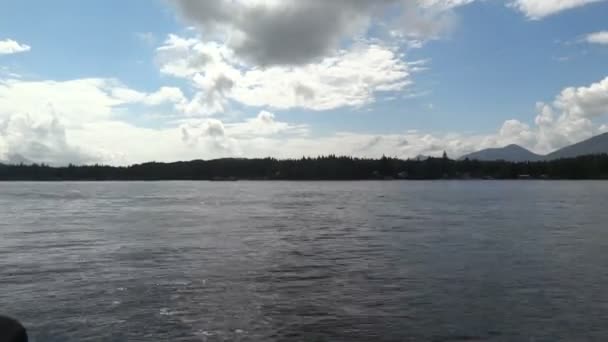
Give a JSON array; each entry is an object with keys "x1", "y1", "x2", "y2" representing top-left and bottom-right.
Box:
[{"x1": 1, "y1": 181, "x2": 608, "y2": 341}]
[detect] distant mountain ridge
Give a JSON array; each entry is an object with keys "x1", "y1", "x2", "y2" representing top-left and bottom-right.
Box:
[
  {"x1": 461, "y1": 132, "x2": 608, "y2": 162},
  {"x1": 545, "y1": 133, "x2": 608, "y2": 160},
  {"x1": 460, "y1": 144, "x2": 542, "y2": 162}
]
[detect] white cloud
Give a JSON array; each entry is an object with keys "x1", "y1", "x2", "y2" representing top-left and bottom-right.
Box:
[
  {"x1": 0, "y1": 75, "x2": 313, "y2": 165},
  {"x1": 177, "y1": 110, "x2": 308, "y2": 156},
  {"x1": 144, "y1": 87, "x2": 187, "y2": 106},
  {"x1": 230, "y1": 44, "x2": 412, "y2": 110},
  {"x1": 498, "y1": 119, "x2": 536, "y2": 146},
  {"x1": 178, "y1": 118, "x2": 239, "y2": 153},
  {"x1": 509, "y1": 0, "x2": 606, "y2": 19},
  {"x1": 420, "y1": 0, "x2": 476, "y2": 9},
  {"x1": 417, "y1": 77, "x2": 607, "y2": 157},
  {"x1": 226, "y1": 110, "x2": 308, "y2": 138},
  {"x1": 0, "y1": 78, "x2": 186, "y2": 127},
  {"x1": 519, "y1": 77, "x2": 608, "y2": 152},
  {"x1": 159, "y1": 0, "x2": 604, "y2": 119},
  {"x1": 0, "y1": 75, "x2": 474, "y2": 164},
  {"x1": 0, "y1": 77, "x2": 190, "y2": 164},
  {"x1": 502, "y1": 76, "x2": 608, "y2": 153},
  {"x1": 553, "y1": 76, "x2": 608, "y2": 118},
  {"x1": 326, "y1": 76, "x2": 608, "y2": 158},
  {"x1": 0, "y1": 39, "x2": 31, "y2": 55},
  {"x1": 111, "y1": 86, "x2": 187, "y2": 107},
  {"x1": 158, "y1": 35, "x2": 412, "y2": 113},
  {"x1": 0, "y1": 114, "x2": 96, "y2": 165},
  {"x1": 170, "y1": 0, "x2": 473, "y2": 67},
  {"x1": 0, "y1": 78, "x2": 126, "y2": 124},
  {"x1": 586, "y1": 31, "x2": 608, "y2": 45}
]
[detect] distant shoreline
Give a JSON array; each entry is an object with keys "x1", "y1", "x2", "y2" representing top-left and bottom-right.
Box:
[
  {"x1": 2, "y1": 154, "x2": 608, "y2": 181},
  {"x1": 1, "y1": 179, "x2": 606, "y2": 182}
]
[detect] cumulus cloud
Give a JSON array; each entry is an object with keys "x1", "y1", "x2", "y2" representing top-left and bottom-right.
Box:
[
  {"x1": 0, "y1": 78, "x2": 186, "y2": 125},
  {"x1": 497, "y1": 119, "x2": 536, "y2": 147},
  {"x1": 0, "y1": 74, "x2": 313, "y2": 164},
  {"x1": 173, "y1": 75, "x2": 608, "y2": 160},
  {"x1": 466, "y1": 76, "x2": 608, "y2": 155},
  {"x1": 586, "y1": 31, "x2": 608, "y2": 45},
  {"x1": 169, "y1": 0, "x2": 596, "y2": 71},
  {"x1": 0, "y1": 77, "x2": 187, "y2": 164},
  {"x1": 178, "y1": 110, "x2": 308, "y2": 154},
  {"x1": 158, "y1": 35, "x2": 412, "y2": 112},
  {"x1": 231, "y1": 44, "x2": 411, "y2": 110},
  {"x1": 523, "y1": 76, "x2": 608, "y2": 152},
  {"x1": 143, "y1": 87, "x2": 187, "y2": 106},
  {"x1": 0, "y1": 114, "x2": 96, "y2": 165},
  {"x1": 170, "y1": 0, "x2": 473, "y2": 67},
  {"x1": 0, "y1": 78, "x2": 127, "y2": 124},
  {"x1": 4, "y1": 75, "x2": 608, "y2": 165},
  {"x1": 329, "y1": 76, "x2": 608, "y2": 158},
  {"x1": 161, "y1": 0, "x2": 602, "y2": 117},
  {"x1": 179, "y1": 118, "x2": 237, "y2": 152},
  {"x1": 111, "y1": 86, "x2": 186, "y2": 107},
  {"x1": 172, "y1": 0, "x2": 377, "y2": 66},
  {"x1": 0, "y1": 39, "x2": 31, "y2": 55},
  {"x1": 553, "y1": 77, "x2": 608, "y2": 118},
  {"x1": 226, "y1": 110, "x2": 308, "y2": 138},
  {"x1": 509, "y1": 0, "x2": 606, "y2": 19},
  {"x1": 421, "y1": 0, "x2": 476, "y2": 9}
]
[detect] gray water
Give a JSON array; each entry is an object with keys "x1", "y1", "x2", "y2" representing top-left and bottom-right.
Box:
[{"x1": 1, "y1": 181, "x2": 608, "y2": 341}]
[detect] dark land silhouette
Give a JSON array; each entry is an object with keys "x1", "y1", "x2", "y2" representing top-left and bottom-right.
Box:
[
  {"x1": 461, "y1": 132, "x2": 608, "y2": 162},
  {"x1": 2, "y1": 153, "x2": 608, "y2": 180}
]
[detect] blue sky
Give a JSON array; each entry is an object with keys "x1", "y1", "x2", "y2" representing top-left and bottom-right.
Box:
[{"x1": 1, "y1": 0, "x2": 607, "y2": 165}]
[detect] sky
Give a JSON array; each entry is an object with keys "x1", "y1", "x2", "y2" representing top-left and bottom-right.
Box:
[{"x1": 0, "y1": 0, "x2": 607, "y2": 165}]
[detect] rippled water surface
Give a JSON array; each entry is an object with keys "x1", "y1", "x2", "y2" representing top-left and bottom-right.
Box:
[{"x1": 2, "y1": 181, "x2": 608, "y2": 341}]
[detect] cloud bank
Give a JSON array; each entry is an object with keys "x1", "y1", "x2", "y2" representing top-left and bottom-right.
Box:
[{"x1": 1, "y1": 73, "x2": 607, "y2": 165}]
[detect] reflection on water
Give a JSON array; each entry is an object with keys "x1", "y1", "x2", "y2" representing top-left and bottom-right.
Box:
[{"x1": 2, "y1": 181, "x2": 608, "y2": 341}]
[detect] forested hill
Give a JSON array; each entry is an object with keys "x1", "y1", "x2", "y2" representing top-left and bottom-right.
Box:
[{"x1": 1, "y1": 154, "x2": 608, "y2": 180}]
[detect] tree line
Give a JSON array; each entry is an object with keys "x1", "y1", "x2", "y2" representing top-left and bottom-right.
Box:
[{"x1": 1, "y1": 154, "x2": 608, "y2": 180}]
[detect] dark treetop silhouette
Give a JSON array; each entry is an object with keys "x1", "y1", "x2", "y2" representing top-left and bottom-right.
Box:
[{"x1": 1, "y1": 154, "x2": 608, "y2": 180}]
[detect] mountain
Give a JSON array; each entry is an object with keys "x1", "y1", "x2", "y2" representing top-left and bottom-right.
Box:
[
  {"x1": 461, "y1": 133, "x2": 608, "y2": 162},
  {"x1": 545, "y1": 132, "x2": 608, "y2": 160},
  {"x1": 460, "y1": 144, "x2": 542, "y2": 162}
]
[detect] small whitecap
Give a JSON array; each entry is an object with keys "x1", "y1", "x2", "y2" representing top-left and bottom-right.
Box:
[{"x1": 159, "y1": 308, "x2": 172, "y2": 316}]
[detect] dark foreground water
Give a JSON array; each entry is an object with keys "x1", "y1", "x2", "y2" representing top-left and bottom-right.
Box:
[{"x1": 1, "y1": 181, "x2": 608, "y2": 341}]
